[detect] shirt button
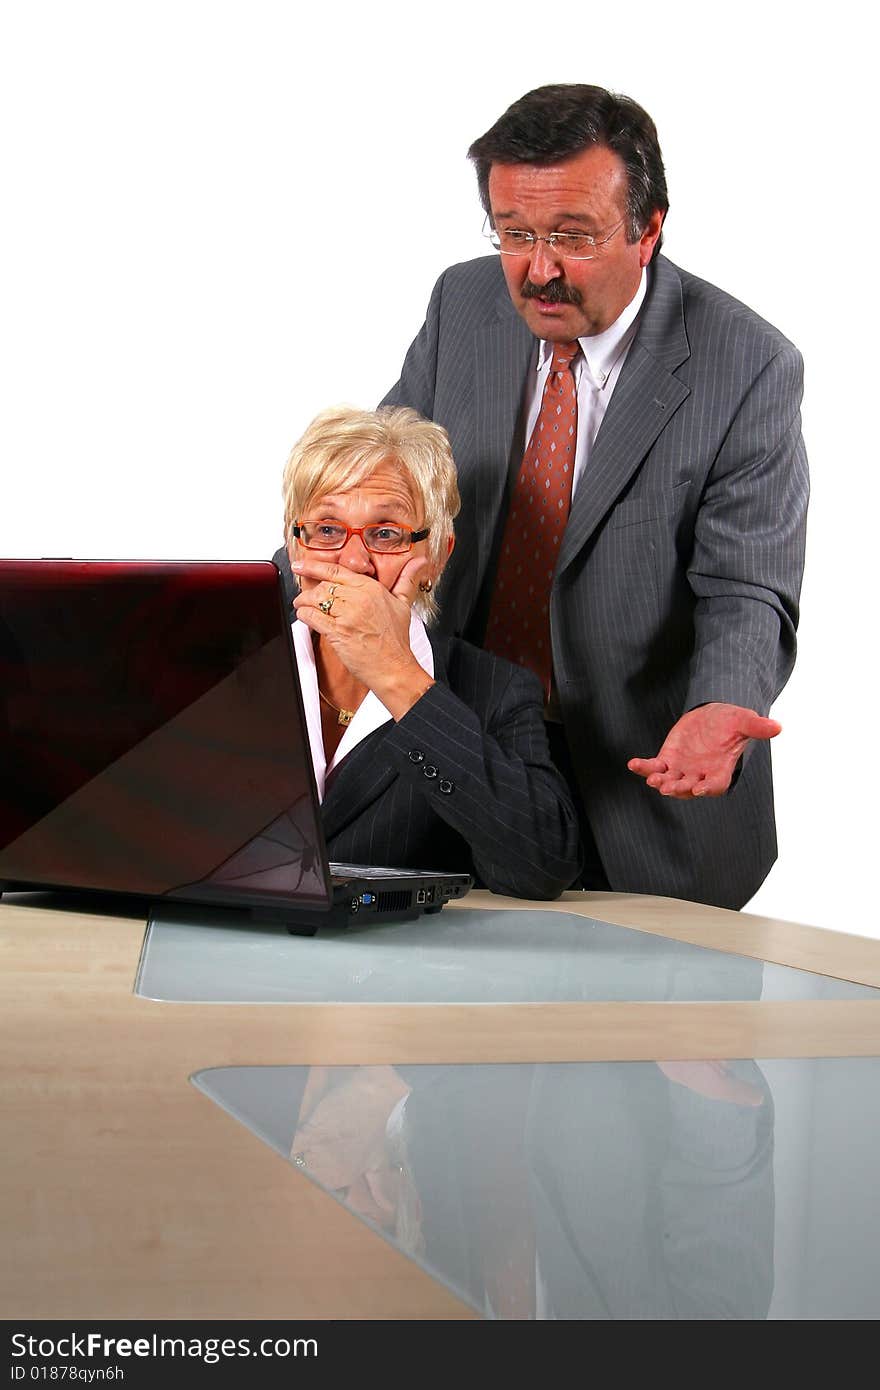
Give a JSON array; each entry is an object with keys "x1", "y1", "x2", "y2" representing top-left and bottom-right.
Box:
[
  {"x1": 423, "y1": 765, "x2": 438, "y2": 779},
  {"x1": 408, "y1": 749, "x2": 425, "y2": 763},
  {"x1": 439, "y1": 779, "x2": 454, "y2": 794}
]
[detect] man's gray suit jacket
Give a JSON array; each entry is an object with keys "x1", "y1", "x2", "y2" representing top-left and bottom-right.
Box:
[{"x1": 378, "y1": 253, "x2": 809, "y2": 909}]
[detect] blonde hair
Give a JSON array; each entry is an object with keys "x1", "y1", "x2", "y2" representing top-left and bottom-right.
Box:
[{"x1": 282, "y1": 405, "x2": 461, "y2": 622}]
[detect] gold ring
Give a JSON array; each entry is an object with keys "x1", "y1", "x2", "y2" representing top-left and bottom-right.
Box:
[
  {"x1": 318, "y1": 597, "x2": 335, "y2": 615},
  {"x1": 328, "y1": 583, "x2": 338, "y2": 597}
]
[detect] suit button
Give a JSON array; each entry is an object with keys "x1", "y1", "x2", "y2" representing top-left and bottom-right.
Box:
[
  {"x1": 439, "y1": 779, "x2": 454, "y2": 794},
  {"x1": 423, "y1": 765, "x2": 438, "y2": 779},
  {"x1": 408, "y1": 749, "x2": 425, "y2": 763}
]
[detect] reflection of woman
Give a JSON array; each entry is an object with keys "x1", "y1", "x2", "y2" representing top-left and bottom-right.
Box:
[
  {"x1": 290, "y1": 1065, "x2": 424, "y2": 1258},
  {"x1": 282, "y1": 405, "x2": 581, "y2": 899}
]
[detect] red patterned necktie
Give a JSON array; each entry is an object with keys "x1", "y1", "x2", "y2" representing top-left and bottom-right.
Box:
[{"x1": 484, "y1": 340, "x2": 579, "y2": 699}]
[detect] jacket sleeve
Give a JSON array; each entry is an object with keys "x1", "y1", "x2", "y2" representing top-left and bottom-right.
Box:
[
  {"x1": 685, "y1": 342, "x2": 809, "y2": 716},
  {"x1": 380, "y1": 658, "x2": 583, "y2": 901}
]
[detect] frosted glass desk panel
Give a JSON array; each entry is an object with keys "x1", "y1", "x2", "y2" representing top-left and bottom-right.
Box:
[
  {"x1": 138, "y1": 906, "x2": 879, "y2": 1003},
  {"x1": 192, "y1": 1057, "x2": 880, "y2": 1321}
]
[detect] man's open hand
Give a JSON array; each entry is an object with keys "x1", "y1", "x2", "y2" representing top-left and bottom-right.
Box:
[{"x1": 627, "y1": 702, "x2": 781, "y2": 799}]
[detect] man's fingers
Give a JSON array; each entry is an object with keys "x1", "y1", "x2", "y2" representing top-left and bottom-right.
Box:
[
  {"x1": 627, "y1": 756, "x2": 668, "y2": 777},
  {"x1": 657, "y1": 771, "x2": 692, "y2": 796},
  {"x1": 740, "y1": 712, "x2": 782, "y2": 741},
  {"x1": 658, "y1": 766, "x2": 733, "y2": 797},
  {"x1": 631, "y1": 762, "x2": 734, "y2": 798},
  {"x1": 648, "y1": 772, "x2": 673, "y2": 790},
  {"x1": 692, "y1": 770, "x2": 732, "y2": 796},
  {"x1": 662, "y1": 769, "x2": 701, "y2": 795}
]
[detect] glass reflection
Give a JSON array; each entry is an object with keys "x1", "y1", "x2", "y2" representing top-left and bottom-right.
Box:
[
  {"x1": 194, "y1": 1056, "x2": 781, "y2": 1319},
  {"x1": 141, "y1": 907, "x2": 878, "y2": 1004},
  {"x1": 524, "y1": 1060, "x2": 773, "y2": 1318},
  {"x1": 290, "y1": 1060, "x2": 773, "y2": 1319}
]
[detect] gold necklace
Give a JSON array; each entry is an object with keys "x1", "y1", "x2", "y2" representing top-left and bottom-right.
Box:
[{"x1": 318, "y1": 688, "x2": 356, "y2": 727}]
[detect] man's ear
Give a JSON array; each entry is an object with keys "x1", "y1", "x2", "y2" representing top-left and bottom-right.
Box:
[{"x1": 639, "y1": 210, "x2": 664, "y2": 267}]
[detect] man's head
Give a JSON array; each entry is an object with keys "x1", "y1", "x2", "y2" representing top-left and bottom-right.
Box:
[{"x1": 468, "y1": 84, "x2": 668, "y2": 340}]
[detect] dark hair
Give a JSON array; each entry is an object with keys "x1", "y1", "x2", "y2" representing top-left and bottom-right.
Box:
[{"x1": 468, "y1": 83, "x2": 668, "y2": 257}]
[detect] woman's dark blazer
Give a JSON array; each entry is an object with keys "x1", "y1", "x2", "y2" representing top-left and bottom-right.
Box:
[{"x1": 319, "y1": 634, "x2": 581, "y2": 901}]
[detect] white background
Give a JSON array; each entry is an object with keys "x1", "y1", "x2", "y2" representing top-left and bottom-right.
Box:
[{"x1": 1, "y1": 1, "x2": 876, "y2": 937}]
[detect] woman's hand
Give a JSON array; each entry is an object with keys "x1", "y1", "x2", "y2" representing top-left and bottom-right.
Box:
[{"x1": 292, "y1": 555, "x2": 435, "y2": 718}]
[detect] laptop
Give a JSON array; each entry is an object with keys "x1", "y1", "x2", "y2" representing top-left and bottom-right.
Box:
[{"x1": 0, "y1": 558, "x2": 473, "y2": 932}]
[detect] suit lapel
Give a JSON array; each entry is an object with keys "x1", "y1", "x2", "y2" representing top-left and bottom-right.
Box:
[
  {"x1": 320, "y1": 724, "x2": 398, "y2": 841},
  {"x1": 472, "y1": 293, "x2": 534, "y2": 573},
  {"x1": 557, "y1": 257, "x2": 692, "y2": 576}
]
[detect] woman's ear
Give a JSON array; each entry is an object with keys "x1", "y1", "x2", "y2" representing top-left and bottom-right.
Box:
[{"x1": 430, "y1": 532, "x2": 455, "y2": 584}]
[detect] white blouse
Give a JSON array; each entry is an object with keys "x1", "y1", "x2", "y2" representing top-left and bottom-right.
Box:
[{"x1": 291, "y1": 613, "x2": 435, "y2": 802}]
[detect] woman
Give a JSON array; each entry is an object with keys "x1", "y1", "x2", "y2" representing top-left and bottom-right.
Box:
[{"x1": 282, "y1": 404, "x2": 581, "y2": 900}]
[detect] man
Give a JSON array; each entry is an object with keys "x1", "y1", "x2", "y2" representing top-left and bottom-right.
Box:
[{"x1": 378, "y1": 84, "x2": 809, "y2": 909}]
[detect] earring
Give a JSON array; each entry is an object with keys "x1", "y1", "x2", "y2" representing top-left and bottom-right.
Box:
[{"x1": 418, "y1": 578, "x2": 433, "y2": 593}]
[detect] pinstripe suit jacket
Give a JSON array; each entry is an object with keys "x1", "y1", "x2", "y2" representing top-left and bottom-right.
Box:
[
  {"x1": 378, "y1": 253, "x2": 810, "y2": 909},
  {"x1": 314, "y1": 632, "x2": 581, "y2": 900}
]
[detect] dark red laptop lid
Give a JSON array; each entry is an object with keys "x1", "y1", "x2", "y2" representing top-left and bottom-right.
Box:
[{"x1": 0, "y1": 559, "x2": 332, "y2": 911}]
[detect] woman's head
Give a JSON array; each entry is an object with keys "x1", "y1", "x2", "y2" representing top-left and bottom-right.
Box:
[{"x1": 282, "y1": 405, "x2": 461, "y2": 621}]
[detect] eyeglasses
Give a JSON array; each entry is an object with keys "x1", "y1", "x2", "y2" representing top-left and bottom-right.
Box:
[
  {"x1": 483, "y1": 215, "x2": 626, "y2": 260},
  {"x1": 292, "y1": 521, "x2": 430, "y2": 554}
]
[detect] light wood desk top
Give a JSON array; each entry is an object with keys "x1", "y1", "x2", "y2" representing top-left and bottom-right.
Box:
[{"x1": 3, "y1": 889, "x2": 880, "y2": 1320}]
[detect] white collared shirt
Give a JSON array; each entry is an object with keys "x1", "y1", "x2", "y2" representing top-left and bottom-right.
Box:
[
  {"x1": 522, "y1": 268, "x2": 648, "y2": 493},
  {"x1": 291, "y1": 613, "x2": 435, "y2": 802}
]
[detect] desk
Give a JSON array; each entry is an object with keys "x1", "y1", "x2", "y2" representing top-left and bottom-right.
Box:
[{"x1": 3, "y1": 890, "x2": 880, "y2": 1320}]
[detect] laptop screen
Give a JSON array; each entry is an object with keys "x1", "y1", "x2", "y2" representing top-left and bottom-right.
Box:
[{"x1": 0, "y1": 559, "x2": 333, "y2": 911}]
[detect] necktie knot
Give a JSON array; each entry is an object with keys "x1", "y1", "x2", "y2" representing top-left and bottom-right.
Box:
[{"x1": 550, "y1": 341, "x2": 580, "y2": 374}]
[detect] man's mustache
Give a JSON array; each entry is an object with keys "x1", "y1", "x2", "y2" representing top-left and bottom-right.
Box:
[{"x1": 521, "y1": 279, "x2": 583, "y2": 306}]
